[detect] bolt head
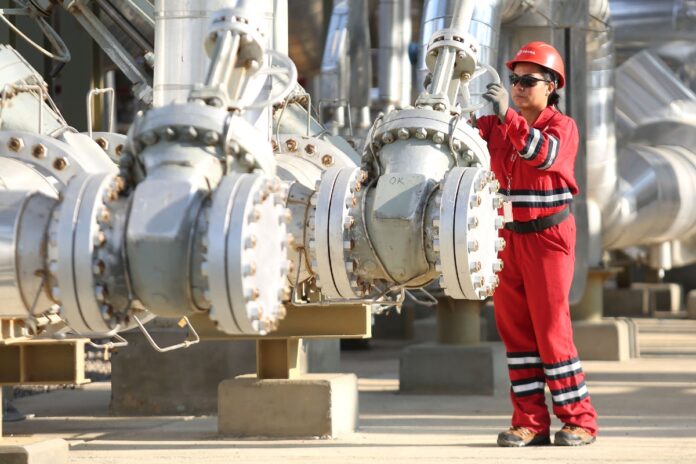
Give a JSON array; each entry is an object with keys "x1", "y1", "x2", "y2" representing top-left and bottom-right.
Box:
[
  {"x1": 321, "y1": 154, "x2": 334, "y2": 167},
  {"x1": 32, "y1": 144, "x2": 47, "y2": 158},
  {"x1": 8, "y1": 137, "x2": 24, "y2": 152},
  {"x1": 53, "y1": 157, "x2": 69, "y2": 171}
]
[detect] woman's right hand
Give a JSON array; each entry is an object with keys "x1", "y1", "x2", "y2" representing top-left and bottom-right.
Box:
[{"x1": 483, "y1": 83, "x2": 509, "y2": 122}]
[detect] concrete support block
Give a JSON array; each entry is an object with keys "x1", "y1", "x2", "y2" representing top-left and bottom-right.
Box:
[
  {"x1": 218, "y1": 373, "x2": 358, "y2": 438},
  {"x1": 399, "y1": 342, "x2": 508, "y2": 395},
  {"x1": 688, "y1": 290, "x2": 696, "y2": 319},
  {"x1": 0, "y1": 438, "x2": 68, "y2": 464},
  {"x1": 603, "y1": 287, "x2": 651, "y2": 317},
  {"x1": 573, "y1": 319, "x2": 639, "y2": 361},
  {"x1": 604, "y1": 284, "x2": 682, "y2": 318},
  {"x1": 632, "y1": 283, "x2": 682, "y2": 314},
  {"x1": 480, "y1": 302, "x2": 500, "y2": 342},
  {"x1": 110, "y1": 328, "x2": 256, "y2": 415}
]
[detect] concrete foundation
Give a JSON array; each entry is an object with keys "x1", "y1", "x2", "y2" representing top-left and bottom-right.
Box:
[
  {"x1": 0, "y1": 438, "x2": 68, "y2": 464},
  {"x1": 110, "y1": 326, "x2": 257, "y2": 415},
  {"x1": 572, "y1": 318, "x2": 639, "y2": 361},
  {"x1": 399, "y1": 342, "x2": 508, "y2": 395},
  {"x1": 218, "y1": 373, "x2": 358, "y2": 438},
  {"x1": 110, "y1": 318, "x2": 342, "y2": 415},
  {"x1": 687, "y1": 290, "x2": 696, "y2": 319},
  {"x1": 604, "y1": 283, "x2": 682, "y2": 318}
]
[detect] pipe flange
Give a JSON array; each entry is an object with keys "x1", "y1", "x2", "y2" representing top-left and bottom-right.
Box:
[
  {"x1": 274, "y1": 135, "x2": 356, "y2": 171},
  {"x1": 311, "y1": 166, "x2": 343, "y2": 298},
  {"x1": 206, "y1": 173, "x2": 291, "y2": 335},
  {"x1": 327, "y1": 166, "x2": 362, "y2": 299},
  {"x1": 0, "y1": 131, "x2": 116, "y2": 191},
  {"x1": 205, "y1": 8, "x2": 265, "y2": 66},
  {"x1": 371, "y1": 108, "x2": 490, "y2": 169},
  {"x1": 87, "y1": 132, "x2": 127, "y2": 165},
  {"x1": 130, "y1": 105, "x2": 275, "y2": 174},
  {"x1": 425, "y1": 28, "x2": 479, "y2": 76},
  {"x1": 51, "y1": 173, "x2": 148, "y2": 335},
  {"x1": 436, "y1": 167, "x2": 504, "y2": 299}
]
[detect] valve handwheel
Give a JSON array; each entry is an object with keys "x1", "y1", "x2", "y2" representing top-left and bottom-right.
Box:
[{"x1": 0, "y1": 0, "x2": 70, "y2": 62}]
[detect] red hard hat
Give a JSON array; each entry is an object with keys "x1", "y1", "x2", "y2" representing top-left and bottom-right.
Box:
[{"x1": 506, "y1": 41, "x2": 566, "y2": 89}]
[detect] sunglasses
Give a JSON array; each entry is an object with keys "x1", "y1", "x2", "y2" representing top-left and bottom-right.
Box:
[{"x1": 508, "y1": 74, "x2": 550, "y2": 88}]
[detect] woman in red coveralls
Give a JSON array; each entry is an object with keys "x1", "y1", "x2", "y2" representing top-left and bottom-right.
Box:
[{"x1": 478, "y1": 42, "x2": 598, "y2": 447}]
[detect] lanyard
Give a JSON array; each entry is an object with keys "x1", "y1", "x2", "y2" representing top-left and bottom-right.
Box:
[{"x1": 505, "y1": 151, "x2": 517, "y2": 198}]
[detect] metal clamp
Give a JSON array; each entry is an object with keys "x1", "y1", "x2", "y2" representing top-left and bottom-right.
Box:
[
  {"x1": 86, "y1": 333, "x2": 129, "y2": 350},
  {"x1": 405, "y1": 287, "x2": 438, "y2": 307},
  {"x1": 86, "y1": 87, "x2": 115, "y2": 137},
  {"x1": 133, "y1": 315, "x2": 200, "y2": 353}
]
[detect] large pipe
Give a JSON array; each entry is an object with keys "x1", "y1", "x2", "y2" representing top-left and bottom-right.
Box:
[
  {"x1": 602, "y1": 50, "x2": 696, "y2": 251},
  {"x1": 585, "y1": 0, "x2": 615, "y2": 264},
  {"x1": 610, "y1": 0, "x2": 696, "y2": 51},
  {"x1": 378, "y1": 0, "x2": 411, "y2": 109},
  {"x1": 153, "y1": 0, "x2": 236, "y2": 106}
]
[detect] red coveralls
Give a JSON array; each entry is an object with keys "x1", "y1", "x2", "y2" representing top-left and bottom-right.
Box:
[{"x1": 477, "y1": 106, "x2": 598, "y2": 436}]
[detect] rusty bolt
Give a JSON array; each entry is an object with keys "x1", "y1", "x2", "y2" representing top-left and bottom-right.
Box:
[
  {"x1": 271, "y1": 139, "x2": 279, "y2": 151},
  {"x1": 8, "y1": 137, "x2": 23, "y2": 152},
  {"x1": 99, "y1": 208, "x2": 111, "y2": 224},
  {"x1": 321, "y1": 154, "x2": 334, "y2": 166},
  {"x1": 115, "y1": 144, "x2": 124, "y2": 156},
  {"x1": 96, "y1": 137, "x2": 109, "y2": 150},
  {"x1": 32, "y1": 144, "x2": 47, "y2": 159},
  {"x1": 53, "y1": 157, "x2": 68, "y2": 171},
  {"x1": 305, "y1": 144, "x2": 316, "y2": 155},
  {"x1": 96, "y1": 231, "x2": 106, "y2": 247},
  {"x1": 114, "y1": 176, "x2": 126, "y2": 193},
  {"x1": 286, "y1": 138, "x2": 298, "y2": 152}
]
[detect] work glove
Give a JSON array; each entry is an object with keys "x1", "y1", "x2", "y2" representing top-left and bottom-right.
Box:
[{"x1": 483, "y1": 82, "x2": 509, "y2": 123}]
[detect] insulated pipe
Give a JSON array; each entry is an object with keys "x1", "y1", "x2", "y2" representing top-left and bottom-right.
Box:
[
  {"x1": 450, "y1": 0, "x2": 475, "y2": 32},
  {"x1": 154, "y1": 0, "x2": 238, "y2": 106},
  {"x1": 0, "y1": 45, "x2": 69, "y2": 136},
  {"x1": 610, "y1": 0, "x2": 696, "y2": 50},
  {"x1": 0, "y1": 190, "x2": 57, "y2": 319},
  {"x1": 378, "y1": 0, "x2": 412, "y2": 109},
  {"x1": 603, "y1": 143, "x2": 696, "y2": 250},
  {"x1": 586, "y1": 1, "x2": 616, "y2": 212},
  {"x1": 602, "y1": 50, "x2": 696, "y2": 251}
]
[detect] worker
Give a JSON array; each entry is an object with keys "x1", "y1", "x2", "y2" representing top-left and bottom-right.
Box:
[{"x1": 477, "y1": 41, "x2": 598, "y2": 447}]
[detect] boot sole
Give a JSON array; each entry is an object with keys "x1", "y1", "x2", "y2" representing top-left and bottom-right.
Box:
[
  {"x1": 554, "y1": 435, "x2": 596, "y2": 446},
  {"x1": 497, "y1": 435, "x2": 551, "y2": 447}
]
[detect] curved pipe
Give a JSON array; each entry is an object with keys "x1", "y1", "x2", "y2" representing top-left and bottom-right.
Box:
[
  {"x1": 596, "y1": 48, "x2": 696, "y2": 258},
  {"x1": 603, "y1": 142, "x2": 696, "y2": 249},
  {"x1": 610, "y1": 0, "x2": 696, "y2": 50}
]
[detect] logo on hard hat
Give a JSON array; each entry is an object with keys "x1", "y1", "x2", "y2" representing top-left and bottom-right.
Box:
[{"x1": 518, "y1": 49, "x2": 536, "y2": 56}]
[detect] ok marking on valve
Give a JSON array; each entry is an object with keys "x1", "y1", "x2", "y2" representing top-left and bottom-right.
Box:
[{"x1": 389, "y1": 176, "x2": 405, "y2": 185}]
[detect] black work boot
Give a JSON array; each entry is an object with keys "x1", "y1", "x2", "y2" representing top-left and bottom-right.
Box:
[
  {"x1": 554, "y1": 425, "x2": 596, "y2": 446},
  {"x1": 497, "y1": 426, "x2": 551, "y2": 447}
]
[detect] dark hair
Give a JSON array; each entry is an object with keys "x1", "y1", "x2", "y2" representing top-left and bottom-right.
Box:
[{"x1": 543, "y1": 69, "x2": 562, "y2": 111}]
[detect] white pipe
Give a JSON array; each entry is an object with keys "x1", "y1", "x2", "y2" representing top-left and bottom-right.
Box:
[{"x1": 378, "y1": 0, "x2": 411, "y2": 108}]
